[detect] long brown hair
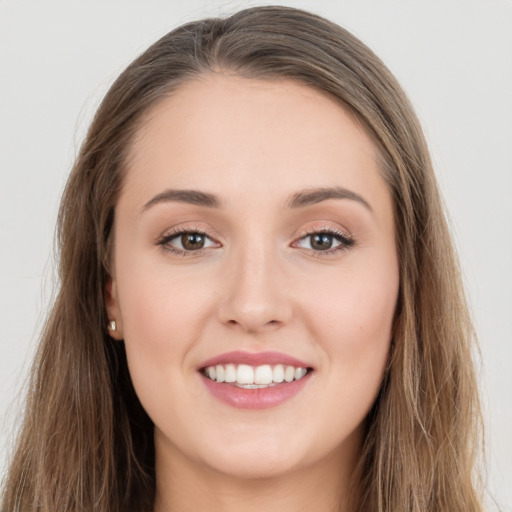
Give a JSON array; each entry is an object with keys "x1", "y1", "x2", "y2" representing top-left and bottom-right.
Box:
[{"x1": 2, "y1": 6, "x2": 484, "y2": 511}]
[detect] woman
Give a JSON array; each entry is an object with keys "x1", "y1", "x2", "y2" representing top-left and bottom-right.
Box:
[{"x1": 1, "y1": 6, "x2": 484, "y2": 512}]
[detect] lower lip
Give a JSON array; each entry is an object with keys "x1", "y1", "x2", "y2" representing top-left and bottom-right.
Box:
[{"x1": 200, "y1": 373, "x2": 311, "y2": 409}]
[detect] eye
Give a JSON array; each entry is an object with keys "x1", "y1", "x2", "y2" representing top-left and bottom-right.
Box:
[
  {"x1": 158, "y1": 229, "x2": 219, "y2": 253},
  {"x1": 294, "y1": 229, "x2": 354, "y2": 253}
]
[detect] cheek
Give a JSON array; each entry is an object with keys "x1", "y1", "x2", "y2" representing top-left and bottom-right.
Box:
[
  {"x1": 301, "y1": 252, "x2": 399, "y2": 374},
  {"x1": 114, "y1": 252, "x2": 215, "y2": 393},
  {"x1": 117, "y1": 248, "x2": 215, "y2": 339},
  {"x1": 114, "y1": 261, "x2": 217, "y2": 433}
]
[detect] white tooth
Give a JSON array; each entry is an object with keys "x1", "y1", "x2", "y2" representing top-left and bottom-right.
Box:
[
  {"x1": 273, "y1": 364, "x2": 284, "y2": 383},
  {"x1": 284, "y1": 366, "x2": 295, "y2": 382},
  {"x1": 207, "y1": 366, "x2": 216, "y2": 380},
  {"x1": 215, "y1": 365, "x2": 225, "y2": 383},
  {"x1": 237, "y1": 364, "x2": 254, "y2": 384},
  {"x1": 254, "y1": 365, "x2": 273, "y2": 385},
  {"x1": 224, "y1": 364, "x2": 236, "y2": 383},
  {"x1": 295, "y1": 367, "x2": 307, "y2": 380}
]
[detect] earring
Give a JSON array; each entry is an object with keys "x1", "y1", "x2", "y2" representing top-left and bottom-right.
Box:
[{"x1": 108, "y1": 320, "x2": 117, "y2": 331}]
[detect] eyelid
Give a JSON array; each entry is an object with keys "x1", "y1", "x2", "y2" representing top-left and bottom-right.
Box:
[
  {"x1": 157, "y1": 226, "x2": 221, "y2": 255},
  {"x1": 291, "y1": 225, "x2": 355, "y2": 254},
  {"x1": 297, "y1": 225, "x2": 352, "y2": 239}
]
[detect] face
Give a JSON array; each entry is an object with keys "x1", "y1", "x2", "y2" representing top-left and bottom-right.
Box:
[{"x1": 106, "y1": 74, "x2": 399, "y2": 481}]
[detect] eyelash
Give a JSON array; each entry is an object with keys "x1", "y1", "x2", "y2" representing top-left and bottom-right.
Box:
[
  {"x1": 157, "y1": 227, "x2": 217, "y2": 256},
  {"x1": 294, "y1": 227, "x2": 355, "y2": 256},
  {"x1": 157, "y1": 226, "x2": 355, "y2": 257}
]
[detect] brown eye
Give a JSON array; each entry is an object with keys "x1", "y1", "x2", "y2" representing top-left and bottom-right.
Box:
[
  {"x1": 181, "y1": 233, "x2": 205, "y2": 250},
  {"x1": 310, "y1": 233, "x2": 334, "y2": 250},
  {"x1": 159, "y1": 230, "x2": 218, "y2": 253},
  {"x1": 294, "y1": 230, "x2": 354, "y2": 253}
]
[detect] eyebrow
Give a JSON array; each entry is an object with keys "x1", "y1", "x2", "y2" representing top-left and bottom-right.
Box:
[
  {"x1": 142, "y1": 189, "x2": 222, "y2": 211},
  {"x1": 287, "y1": 187, "x2": 373, "y2": 211},
  {"x1": 142, "y1": 186, "x2": 372, "y2": 212}
]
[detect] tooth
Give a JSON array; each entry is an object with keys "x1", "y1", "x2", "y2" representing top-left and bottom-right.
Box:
[
  {"x1": 237, "y1": 364, "x2": 254, "y2": 384},
  {"x1": 215, "y1": 365, "x2": 225, "y2": 383},
  {"x1": 284, "y1": 366, "x2": 295, "y2": 382},
  {"x1": 273, "y1": 364, "x2": 284, "y2": 383},
  {"x1": 254, "y1": 365, "x2": 273, "y2": 385},
  {"x1": 224, "y1": 364, "x2": 236, "y2": 383},
  {"x1": 206, "y1": 363, "x2": 307, "y2": 385},
  {"x1": 295, "y1": 367, "x2": 307, "y2": 380}
]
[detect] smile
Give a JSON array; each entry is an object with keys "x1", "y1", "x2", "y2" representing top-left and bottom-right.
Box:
[
  {"x1": 198, "y1": 352, "x2": 314, "y2": 409},
  {"x1": 202, "y1": 363, "x2": 309, "y2": 388}
]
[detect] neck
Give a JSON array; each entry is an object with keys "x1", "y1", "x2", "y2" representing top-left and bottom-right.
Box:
[{"x1": 153, "y1": 434, "x2": 360, "y2": 512}]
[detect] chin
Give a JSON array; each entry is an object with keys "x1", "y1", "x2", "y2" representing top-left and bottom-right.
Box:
[
  {"x1": 204, "y1": 448, "x2": 305, "y2": 480},
  {"x1": 199, "y1": 426, "x2": 336, "y2": 481}
]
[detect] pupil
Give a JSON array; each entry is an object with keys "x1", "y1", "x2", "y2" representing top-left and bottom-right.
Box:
[
  {"x1": 311, "y1": 233, "x2": 333, "y2": 250},
  {"x1": 182, "y1": 233, "x2": 204, "y2": 250}
]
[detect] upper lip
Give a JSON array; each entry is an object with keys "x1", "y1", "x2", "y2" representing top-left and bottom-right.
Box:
[{"x1": 198, "y1": 350, "x2": 312, "y2": 370}]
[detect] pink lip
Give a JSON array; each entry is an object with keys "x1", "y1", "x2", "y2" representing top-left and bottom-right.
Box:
[
  {"x1": 198, "y1": 350, "x2": 312, "y2": 370},
  {"x1": 198, "y1": 351, "x2": 313, "y2": 410},
  {"x1": 200, "y1": 373, "x2": 311, "y2": 410}
]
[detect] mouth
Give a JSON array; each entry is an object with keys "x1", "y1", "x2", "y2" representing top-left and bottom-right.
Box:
[
  {"x1": 200, "y1": 363, "x2": 311, "y2": 389},
  {"x1": 198, "y1": 351, "x2": 314, "y2": 409}
]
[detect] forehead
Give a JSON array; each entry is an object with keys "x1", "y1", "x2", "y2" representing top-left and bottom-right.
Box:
[{"x1": 122, "y1": 73, "x2": 388, "y2": 212}]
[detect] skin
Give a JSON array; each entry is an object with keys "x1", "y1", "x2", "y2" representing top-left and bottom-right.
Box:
[{"x1": 106, "y1": 74, "x2": 399, "y2": 512}]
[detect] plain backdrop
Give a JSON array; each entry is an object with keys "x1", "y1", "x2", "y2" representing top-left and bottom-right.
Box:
[{"x1": 1, "y1": 0, "x2": 511, "y2": 509}]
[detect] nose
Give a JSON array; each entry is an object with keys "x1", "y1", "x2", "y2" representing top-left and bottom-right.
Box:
[{"x1": 216, "y1": 244, "x2": 293, "y2": 334}]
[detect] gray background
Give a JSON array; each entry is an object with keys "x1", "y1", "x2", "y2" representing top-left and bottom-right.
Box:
[{"x1": 1, "y1": 1, "x2": 511, "y2": 509}]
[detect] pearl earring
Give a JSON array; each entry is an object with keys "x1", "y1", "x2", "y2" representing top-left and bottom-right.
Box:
[{"x1": 108, "y1": 320, "x2": 117, "y2": 331}]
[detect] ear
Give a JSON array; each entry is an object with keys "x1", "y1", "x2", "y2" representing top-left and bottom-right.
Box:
[{"x1": 105, "y1": 277, "x2": 124, "y2": 340}]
